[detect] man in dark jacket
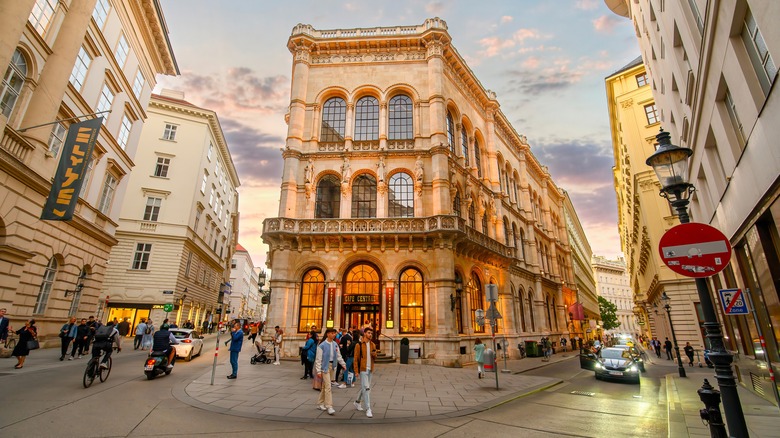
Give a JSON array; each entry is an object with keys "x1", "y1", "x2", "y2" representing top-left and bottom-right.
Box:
[
  {"x1": 117, "y1": 318, "x2": 130, "y2": 337},
  {"x1": 70, "y1": 318, "x2": 90, "y2": 359},
  {"x1": 335, "y1": 328, "x2": 354, "y2": 386},
  {"x1": 152, "y1": 323, "x2": 178, "y2": 368},
  {"x1": 664, "y1": 338, "x2": 673, "y2": 360},
  {"x1": 225, "y1": 321, "x2": 243, "y2": 379}
]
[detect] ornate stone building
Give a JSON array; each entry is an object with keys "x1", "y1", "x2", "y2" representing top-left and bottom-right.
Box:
[
  {"x1": 262, "y1": 19, "x2": 574, "y2": 365},
  {"x1": 592, "y1": 255, "x2": 637, "y2": 338},
  {"x1": 101, "y1": 91, "x2": 239, "y2": 329},
  {"x1": 0, "y1": 0, "x2": 177, "y2": 341},
  {"x1": 606, "y1": 58, "x2": 699, "y2": 348}
]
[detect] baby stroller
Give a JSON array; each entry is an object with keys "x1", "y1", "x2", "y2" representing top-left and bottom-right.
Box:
[{"x1": 250, "y1": 340, "x2": 273, "y2": 364}]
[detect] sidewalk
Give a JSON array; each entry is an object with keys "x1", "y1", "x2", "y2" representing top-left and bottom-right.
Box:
[{"x1": 174, "y1": 350, "x2": 575, "y2": 423}]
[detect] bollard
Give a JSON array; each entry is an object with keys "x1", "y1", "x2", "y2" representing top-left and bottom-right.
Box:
[{"x1": 698, "y1": 379, "x2": 728, "y2": 438}]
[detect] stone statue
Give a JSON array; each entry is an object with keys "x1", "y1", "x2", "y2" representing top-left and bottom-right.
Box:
[
  {"x1": 341, "y1": 156, "x2": 352, "y2": 183},
  {"x1": 304, "y1": 158, "x2": 314, "y2": 184},
  {"x1": 414, "y1": 156, "x2": 424, "y2": 182},
  {"x1": 376, "y1": 156, "x2": 387, "y2": 183}
]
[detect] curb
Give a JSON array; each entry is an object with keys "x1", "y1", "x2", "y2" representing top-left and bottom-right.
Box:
[{"x1": 513, "y1": 353, "x2": 578, "y2": 374}]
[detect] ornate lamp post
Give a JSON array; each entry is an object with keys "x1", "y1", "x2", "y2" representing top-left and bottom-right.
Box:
[
  {"x1": 660, "y1": 292, "x2": 686, "y2": 377},
  {"x1": 646, "y1": 128, "x2": 747, "y2": 437}
]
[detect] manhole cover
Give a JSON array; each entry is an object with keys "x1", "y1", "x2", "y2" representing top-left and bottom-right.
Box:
[{"x1": 570, "y1": 390, "x2": 596, "y2": 397}]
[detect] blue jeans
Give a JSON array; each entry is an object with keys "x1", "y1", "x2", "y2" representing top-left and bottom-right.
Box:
[
  {"x1": 356, "y1": 370, "x2": 372, "y2": 410},
  {"x1": 230, "y1": 350, "x2": 239, "y2": 376},
  {"x1": 343, "y1": 356, "x2": 354, "y2": 382}
]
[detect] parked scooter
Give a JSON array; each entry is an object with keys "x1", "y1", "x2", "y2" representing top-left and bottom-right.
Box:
[{"x1": 144, "y1": 351, "x2": 175, "y2": 380}]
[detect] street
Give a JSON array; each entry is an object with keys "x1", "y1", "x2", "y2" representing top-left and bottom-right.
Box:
[{"x1": 1, "y1": 337, "x2": 676, "y2": 437}]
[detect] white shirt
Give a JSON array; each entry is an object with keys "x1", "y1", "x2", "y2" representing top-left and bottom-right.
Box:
[{"x1": 366, "y1": 342, "x2": 372, "y2": 371}]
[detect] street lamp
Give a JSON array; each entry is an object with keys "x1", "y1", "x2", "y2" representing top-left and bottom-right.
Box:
[
  {"x1": 660, "y1": 292, "x2": 686, "y2": 378},
  {"x1": 258, "y1": 270, "x2": 266, "y2": 289},
  {"x1": 64, "y1": 270, "x2": 87, "y2": 297},
  {"x1": 646, "y1": 128, "x2": 747, "y2": 437}
]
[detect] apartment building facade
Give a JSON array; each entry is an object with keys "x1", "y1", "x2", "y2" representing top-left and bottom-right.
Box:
[
  {"x1": 101, "y1": 90, "x2": 239, "y2": 330},
  {"x1": 0, "y1": 0, "x2": 177, "y2": 340}
]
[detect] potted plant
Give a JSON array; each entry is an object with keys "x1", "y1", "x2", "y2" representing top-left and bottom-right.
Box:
[{"x1": 400, "y1": 337, "x2": 410, "y2": 364}]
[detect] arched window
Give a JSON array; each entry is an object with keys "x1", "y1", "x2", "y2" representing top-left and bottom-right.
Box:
[
  {"x1": 298, "y1": 269, "x2": 325, "y2": 332},
  {"x1": 320, "y1": 97, "x2": 346, "y2": 142},
  {"x1": 388, "y1": 95, "x2": 413, "y2": 140},
  {"x1": 545, "y1": 294, "x2": 552, "y2": 330},
  {"x1": 388, "y1": 172, "x2": 414, "y2": 217},
  {"x1": 354, "y1": 96, "x2": 379, "y2": 141},
  {"x1": 528, "y1": 290, "x2": 536, "y2": 332},
  {"x1": 474, "y1": 139, "x2": 482, "y2": 177},
  {"x1": 503, "y1": 216, "x2": 511, "y2": 246},
  {"x1": 519, "y1": 228, "x2": 526, "y2": 259},
  {"x1": 315, "y1": 175, "x2": 341, "y2": 218},
  {"x1": 446, "y1": 111, "x2": 455, "y2": 154},
  {"x1": 517, "y1": 287, "x2": 526, "y2": 332},
  {"x1": 1, "y1": 49, "x2": 28, "y2": 118},
  {"x1": 512, "y1": 222, "x2": 519, "y2": 250},
  {"x1": 461, "y1": 127, "x2": 470, "y2": 166},
  {"x1": 399, "y1": 268, "x2": 424, "y2": 334},
  {"x1": 470, "y1": 272, "x2": 485, "y2": 333},
  {"x1": 351, "y1": 174, "x2": 377, "y2": 218},
  {"x1": 468, "y1": 203, "x2": 476, "y2": 228},
  {"x1": 552, "y1": 297, "x2": 558, "y2": 330},
  {"x1": 453, "y1": 190, "x2": 461, "y2": 217},
  {"x1": 454, "y1": 271, "x2": 464, "y2": 334},
  {"x1": 34, "y1": 256, "x2": 58, "y2": 314},
  {"x1": 481, "y1": 212, "x2": 488, "y2": 234}
]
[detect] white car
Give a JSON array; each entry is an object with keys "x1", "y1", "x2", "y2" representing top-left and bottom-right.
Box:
[{"x1": 170, "y1": 329, "x2": 204, "y2": 361}]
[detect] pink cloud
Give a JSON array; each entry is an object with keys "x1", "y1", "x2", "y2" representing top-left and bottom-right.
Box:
[
  {"x1": 593, "y1": 15, "x2": 622, "y2": 34},
  {"x1": 575, "y1": 0, "x2": 599, "y2": 10},
  {"x1": 500, "y1": 15, "x2": 513, "y2": 24},
  {"x1": 477, "y1": 28, "x2": 544, "y2": 58},
  {"x1": 523, "y1": 56, "x2": 541, "y2": 69}
]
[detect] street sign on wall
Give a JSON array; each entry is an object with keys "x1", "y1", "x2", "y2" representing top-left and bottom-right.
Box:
[
  {"x1": 718, "y1": 288, "x2": 750, "y2": 315},
  {"x1": 658, "y1": 223, "x2": 732, "y2": 278}
]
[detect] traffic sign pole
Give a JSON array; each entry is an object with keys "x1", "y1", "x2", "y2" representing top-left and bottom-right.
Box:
[{"x1": 745, "y1": 288, "x2": 780, "y2": 412}]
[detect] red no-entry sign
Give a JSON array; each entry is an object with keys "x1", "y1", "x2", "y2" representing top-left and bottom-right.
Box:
[{"x1": 659, "y1": 223, "x2": 732, "y2": 278}]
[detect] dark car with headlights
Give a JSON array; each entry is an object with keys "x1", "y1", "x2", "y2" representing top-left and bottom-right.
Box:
[{"x1": 580, "y1": 347, "x2": 641, "y2": 384}]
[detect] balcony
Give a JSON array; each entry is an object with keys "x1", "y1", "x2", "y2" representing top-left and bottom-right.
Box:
[
  {"x1": 262, "y1": 215, "x2": 515, "y2": 259},
  {"x1": 1, "y1": 126, "x2": 35, "y2": 164}
]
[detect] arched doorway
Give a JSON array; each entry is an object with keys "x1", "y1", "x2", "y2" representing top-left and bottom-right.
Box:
[{"x1": 342, "y1": 263, "x2": 381, "y2": 337}]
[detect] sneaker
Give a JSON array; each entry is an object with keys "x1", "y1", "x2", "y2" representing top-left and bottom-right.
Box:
[
  {"x1": 317, "y1": 404, "x2": 327, "y2": 411},
  {"x1": 353, "y1": 401, "x2": 364, "y2": 411},
  {"x1": 99, "y1": 362, "x2": 108, "y2": 369},
  {"x1": 327, "y1": 407, "x2": 336, "y2": 415},
  {"x1": 77, "y1": 355, "x2": 82, "y2": 359},
  {"x1": 166, "y1": 364, "x2": 174, "y2": 369},
  {"x1": 366, "y1": 409, "x2": 373, "y2": 418},
  {"x1": 68, "y1": 356, "x2": 73, "y2": 361},
  {"x1": 337, "y1": 383, "x2": 347, "y2": 389},
  {"x1": 350, "y1": 384, "x2": 355, "y2": 388}
]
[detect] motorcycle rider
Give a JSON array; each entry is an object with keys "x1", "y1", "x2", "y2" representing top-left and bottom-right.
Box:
[{"x1": 151, "y1": 323, "x2": 179, "y2": 369}]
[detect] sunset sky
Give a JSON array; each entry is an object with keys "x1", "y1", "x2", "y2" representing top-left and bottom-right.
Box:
[{"x1": 155, "y1": 0, "x2": 638, "y2": 267}]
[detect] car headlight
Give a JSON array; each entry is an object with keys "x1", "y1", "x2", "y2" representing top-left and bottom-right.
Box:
[
  {"x1": 595, "y1": 363, "x2": 603, "y2": 369},
  {"x1": 629, "y1": 365, "x2": 638, "y2": 372}
]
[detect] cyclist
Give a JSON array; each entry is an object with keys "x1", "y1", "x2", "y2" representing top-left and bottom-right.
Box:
[
  {"x1": 92, "y1": 320, "x2": 121, "y2": 369},
  {"x1": 152, "y1": 323, "x2": 179, "y2": 369}
]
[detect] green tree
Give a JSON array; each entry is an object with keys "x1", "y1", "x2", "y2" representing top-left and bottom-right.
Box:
[{"x1": 598, "y1": 296, "x2": 621, "y2": 331}]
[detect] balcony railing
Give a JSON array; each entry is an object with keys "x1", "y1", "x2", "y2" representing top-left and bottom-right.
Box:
[
  {"x1": 1, "y1": 126, "x2": 35, "y2": 163},
  {"x1": 263, "y1": 215, "x2": 515, "y2": 258}
]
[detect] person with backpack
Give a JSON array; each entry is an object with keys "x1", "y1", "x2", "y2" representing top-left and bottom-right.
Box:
[
  {"x1": 134, "y1": 318, "x2": 147, "y2": 350},
  {"x1": 84, "y1": 316, "x2": 98, "y2": 354},
  {"x1": 142, "y1": 319, "x2": 154, "y2": 349},
  {"x1": 336, "y1": 327, "x2": 354, "y2": 388},
  {"x1": 92, "y1": 320, "x2": 120, "y2": 369},
  {"x1": 352, "y1": 326, "x2": 377, "y2": 418}
]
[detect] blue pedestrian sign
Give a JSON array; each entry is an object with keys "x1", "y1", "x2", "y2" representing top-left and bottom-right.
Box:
[{"x1": 718, "y1": 288, "x2": 749, "y2": 315}]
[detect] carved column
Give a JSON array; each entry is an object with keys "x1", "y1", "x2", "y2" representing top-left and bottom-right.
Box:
[
  {"x1": 345, "y1": 102, "x2": 354, "y2": 150},
  {"x1": 425, "y1": 39, "x2": 446, "y2": 146},
  {"x1": 311, "y1": 103, "x2": 321, "y2": 142},
  {"x1": 485, "y1": 105, "x2": 501, "y2": 193},
  {"x1": 21, "y1": 0, "x2": 97, "y2": 148},
  {"x1": 286, "y1": 45, "x2": 311, "y2": 150},
  {"x1": 379, "y1": 101, "x2": 387, "y2": 149}
]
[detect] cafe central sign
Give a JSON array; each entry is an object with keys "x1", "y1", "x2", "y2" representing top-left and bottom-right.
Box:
[{"x1": 343, "y1": 294, "x2": 379, "y2": 304}]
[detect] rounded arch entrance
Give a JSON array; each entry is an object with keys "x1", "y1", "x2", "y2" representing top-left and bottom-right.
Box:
[{"x1": 341, "y1": 262, "x2": 382, "y2": 336}]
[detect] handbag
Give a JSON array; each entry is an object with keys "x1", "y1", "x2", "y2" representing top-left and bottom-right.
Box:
[
  {"x1": 312, "y1": 372, "x2": 322, "y2": 390},
  {"x1": 27, "y1": 339, "x2": 40, "y2": 350}
]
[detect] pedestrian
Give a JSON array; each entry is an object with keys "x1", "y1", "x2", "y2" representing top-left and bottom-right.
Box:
[
  {"x1": 12, "y1": 319, "x2": 38, "y2": 369},
  {"x1": 272, "y1": 326, "x2": 283, "y2": 365},
  {"x1": 84, "y1": 315, "x2": 98, "y2": 354},
  {"x1": 225, "y1": 321, "x2": 243, "y2": 379},
  {"x1": 142, "y1": 319, "x2": 154, "y2": 349},
  {"x1": 0, "y1": 308, "x2": 11, "y2": 345},
  {"x1": 117, "y1": 318, "x2": 130, "y2": 338},
  {"x1": 301, "y1": 328, "x2": 317, "y2": 379},
  {"x1": 336, "y1": 327, "x2": 354, "y2": 387},
  {"x1": 134, "y1": 318, "x2": 147, "y2": 350},
  {"x1": 353, "y1": 326, "x2": 377, "y2": 418},
  {"x1": 664, "y1": 338, "x2": 673, "y2": 360},
  {"x1": 248, "y1": 323, "x2": 258, "y2": 344},
  {"x1": 70, "y1": 318, "x2": 89, "y2": 359},
  {"x1": 474, "y1": 338, "x2": 485, "y2": 379},
  {"x1": 59, "y1": 317, "x2": 77, "y2": 360},
  {"x1": 201, "y1": 319, "x2": 209, "y2": 335},
  {"x1": 684, "y1": 342, "x2": 695, "y2": 366},
  {"x1": 314, "y1": 328, "x2": 346, "y2": 416},
  {"x1": 652, "y1": 337, "x2": 661, "y2": 358},
  {"x1": 561, "y1": 337, "x2": 567, "y2": 352}
]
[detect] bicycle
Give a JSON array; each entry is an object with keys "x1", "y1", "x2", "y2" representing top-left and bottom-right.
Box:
[
  {"x1": 83, "y1": 351, "x2": 112, "y2": 388},
  {"x1": 3, "y1": 332, "x2": 18, "y2": 350}
]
